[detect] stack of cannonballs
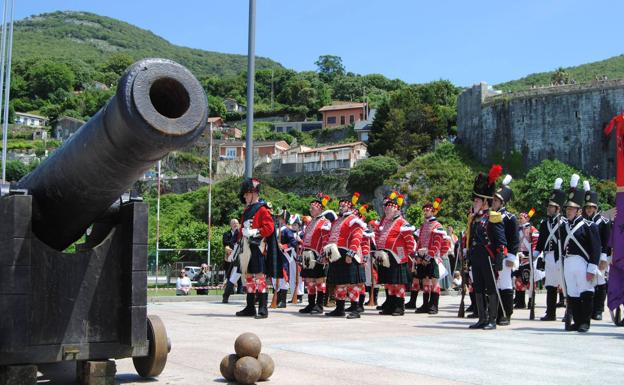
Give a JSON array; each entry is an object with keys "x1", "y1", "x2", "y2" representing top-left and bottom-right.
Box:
[{"x1": 220, "y1": 332, "x2": 274, "y2": 384}]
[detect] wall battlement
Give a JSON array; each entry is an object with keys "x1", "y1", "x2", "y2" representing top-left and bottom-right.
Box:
[{"x1": 457, "y1": 81, "x2": 624, "y2": 179}]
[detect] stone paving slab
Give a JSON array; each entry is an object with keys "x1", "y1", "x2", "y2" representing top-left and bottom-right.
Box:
[{"x1": 36, "y1": 293, "x2": 624, "y2": 385}]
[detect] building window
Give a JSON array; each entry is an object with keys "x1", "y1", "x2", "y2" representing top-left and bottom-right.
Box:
[
  {"x1": 225, "y1": 147, "x2": 236, "y2": 159},
  {"x1": 340, "y1": 116, "x2": 345, "y2": 125},
  {"x1": 327, "y1": 116, "x2": 337, "y2": 125},
  {"x1": 349, "y1": 115, "x2": 354, "y2": 124}
]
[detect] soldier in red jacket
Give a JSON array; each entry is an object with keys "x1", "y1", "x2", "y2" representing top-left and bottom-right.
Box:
[
  {"x1": 235, "y1": 178, "x2": 283, "y2": 319},
  {"x1": 325, "y1": 193, "x2": 366, "y2": 319},
  {"x1": 375, "y1": 192, "x2": 416, "y2": 316},
  {"x1": 299, "y1": 193, "x2": 335, "y2": 314},
  {"x1": 414, "y1": 201, "x2": 450, "y2": 315}
]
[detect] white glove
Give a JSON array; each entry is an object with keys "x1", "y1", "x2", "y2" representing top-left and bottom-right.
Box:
[
  {"x1": 243, "y1": 219, "x2": 253, "y2": 228},
  {"x1": 243, "y1": 227, "x2": 259, "y2": 238}
]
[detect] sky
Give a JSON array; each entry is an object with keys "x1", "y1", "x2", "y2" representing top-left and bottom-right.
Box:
[{"x1": 14, "y1": 0, "x2": 624, "y2": 86}]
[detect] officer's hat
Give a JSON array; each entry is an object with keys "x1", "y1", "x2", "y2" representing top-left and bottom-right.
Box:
[
  {"x1": 473, "y1": 164, "x2": 502, "y2": 200},
  {"x1": 564, "y1": 174, "x2": 584, "y2": 208},
  {"x1": 583, "y1": 180, "x2": 598, "y2": 208},
  {"x1": 548, "y1": 177, "x2": 566, "y2": 207},
  {"x1": 238, "y1": 178, "x2": 261, "y2": 203},
  {"x1": 495, "y1": 174, "x2": 513, "y2": 204}
]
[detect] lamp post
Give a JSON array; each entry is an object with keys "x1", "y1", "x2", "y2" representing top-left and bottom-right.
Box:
[{"x1": 244, "y1": 0, "x2": 256, "y2": 178}]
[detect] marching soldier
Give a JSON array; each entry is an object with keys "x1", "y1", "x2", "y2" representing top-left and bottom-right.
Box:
[
  {"x1": 491, "y1": 174, "x2": 519, "y2": 325},
  {"x1": 535, "y1": 177, "x2": 566, "y2": 321},
  {"x1": 235, "y1": 178, "x2": 285, "y2": 319},
  {"x1": 345, "y1": 204, "x2": 372, "y2": 316},
  {"x1": 582, "y1": 181, "x2": 612, "y2": 321},
  {"x1": 466, "y1": 165, "x2": 507, "y2": 330},
  {"x1": 325, "y1": 193, "x2": 366, "y2": 319},
  {"x1": 513, "y1": 212, "x2": 539, "y2": 309},
  {"x1": 414, "y1": 199, "x2": 448, "y2": 315},
  {"x1": 375, "y1": 192, "x2": 416, "y2": 316},
  {"x1": 277, "y1": 212, "x2": 299, "y2": 308},
  {"x1": 560, "y1": 175, "x2": 601, "y2": 332},
  {"x1": 299, "y1": 194, "x2": 334, "y2": 314}
]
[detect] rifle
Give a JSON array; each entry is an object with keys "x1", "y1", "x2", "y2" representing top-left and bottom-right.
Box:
[
  {"x1": 458, "y1": 241, "x2": 467, "y2": 318},
  {"x1": 369, "y1": 256, "x2": 377, "y2": 307},
  {"x1": 556, "y1": 214, "x2": 571, "y2": 329},
  {"x1": 291, "y1": 263, "x2": 300, "y2": 304},
  {"x1": 526, "y1": 209, "x2": 537, "y2": 320},
  {"x1": 271, "y1": 278, "x2": 280, "y2": 309}
]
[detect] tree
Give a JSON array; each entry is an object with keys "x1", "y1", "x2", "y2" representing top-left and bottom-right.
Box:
[
  {"x1": 5, "y1": 160, "x2": 28, "y2": 182},
  {"x1": 26, "y1": 61, "x2": 76, "y2": 98},
  {"x1": 551, "y1": 67, "x2": 569, "y2": 85},
  {"x1": 208, "y1": 95, "x2": 226, "y2": 117},
  {"x1": 347, "y1": 156, "x2": 400, "y2": 197},
  {"x1": 315, "y1": 55, "x2": 345, "y2": 82},
  {"x1": 101, "y1": 52, "x2": 134, "y2": 77}
]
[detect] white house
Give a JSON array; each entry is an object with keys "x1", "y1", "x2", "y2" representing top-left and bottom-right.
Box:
[{"x1": 15, "y1": 112, "x2": 48, "y2": 127}]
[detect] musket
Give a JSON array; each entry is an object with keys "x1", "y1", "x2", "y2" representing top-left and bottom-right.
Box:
[
  {"x1": 368, "y1": 254, "x2": 377, "y2": 307},
  {"x1": 556, "y1": 214, "x2": 571, "y2": 329},
  {"x1": 270, "y1": 278, "x2": 280, "y2": 309},
  {"x1": 458, "y1": 233, "x2": 467, "y2": 318},
  {"x1": 526, "y1": 209, "x2": 537, "y2": 320}
]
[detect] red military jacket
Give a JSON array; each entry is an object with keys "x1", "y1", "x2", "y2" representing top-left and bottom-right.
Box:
[
  {"x1": 239, "y1": 203, "x2": 275, "y2": 241},
  {"x1": 375, "y1": 215, "x2": 416, "y2": 264},
  {"x1": 327, "y1": 212, "x2": 365, "y2": 252},
  {"x1": 302, "y1": 214, "x2": 331, "y2": 254},
  {"x1": 417, "y1": 217, "x2": 445, "y2": 258}
]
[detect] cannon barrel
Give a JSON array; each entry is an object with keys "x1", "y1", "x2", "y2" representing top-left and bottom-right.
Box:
[{"x1": 17, "y1": 58, "x2": 208, "y2": 250}]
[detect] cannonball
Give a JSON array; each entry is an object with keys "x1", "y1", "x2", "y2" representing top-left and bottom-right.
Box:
[
  {"x1": 235, "y1": 332, "x2": 262, "y2": 358},
  {"x1": 257, "y1": 353, "x2": 274, "y2": 381},
  {"x1": 219, "y1": 354, "x2": 238, "y2": 381},
  {"x1": 234, "y1": 356, "x2": 262, "y2": 385}
]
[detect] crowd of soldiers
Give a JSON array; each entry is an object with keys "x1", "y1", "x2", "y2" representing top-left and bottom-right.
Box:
[{"x1": 225, "y1": 167, "x2": 612, "y2": 332}]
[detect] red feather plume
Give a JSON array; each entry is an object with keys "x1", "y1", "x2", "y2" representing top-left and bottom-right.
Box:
[{"x1": 488, "y1": 164, "x2": 503, "y2": 185}]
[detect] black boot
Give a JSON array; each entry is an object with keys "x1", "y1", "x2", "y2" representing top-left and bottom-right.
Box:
[
  {"x1": 592, "y1": 283, "x2": 607, "y2": 321},
  {"x1": 469, "y1": 294, "x2": 487, "y2": 329},
  {"x1": 358, "y1": 294, "x2": 366, "y2": 313},
  {"x1": 312, "y1": 292, "x2": 325, "y2": 314},
  {"x1": 326, "y1": 299, "x2": 346, "y2": 317},
  {"x1": 376, "y1": 288, "x2": 389, "y2": 310},
  {"x1": 514, "y1": 290, "x2": 526, "y2": 309},
  {"x1": 299, "y1": 294, "x2": 316, "y2": 313},
  {"x1": 497, "y1": 289, "x2": 514, "y2": 325},
  {"x1": 392, "y1": 296, "x2": 405, "y2": 316},
  {"x1": 541, "y1": 286, "x2": 557, "y2": 321},
  {"x1": 345, "y1": 298, "x2": 358, "y2": 313},
  {"x1": 277, "y1": 290, "x2": 287, "y2": 308},
  {"x1": 556, "y1": 289, "x2": 566, "y2": 308},
  {"x1": 428, "y1": 293, "x2": 439, "y2": 314},
  {"x1": 415, "y1": 292, "x2": 430, "y2": 313},
  {"x1": 483, "y1": 294, "x2": 498, "y2": 330},
  {"x1": 236, "y1": 293, "x2": 257, "y2": 317},
  {"x1": 405, "y1": 291, "x2": 418, "y2": 309},
  {"x1": 578, "y1": 291, "x2": 594, "y2": 333},
  {"x1": 347, "y1": 296, "x2": 362, "y2": 319},
  {"x1": 566, "y1": 297, "x2": 580, "y2": 331},
  {"x1": 222, "y1": 281, "x2": 235, "y2": 303},
  {"x1": 379, "y1": 296, "x2": 395, "y2": 315},
  {"x1": 255, "y1": 293, "x2": 269, "y2": 319},
  {"x1": 466, "y1": 291, "x2": 475, "y2": 313}
]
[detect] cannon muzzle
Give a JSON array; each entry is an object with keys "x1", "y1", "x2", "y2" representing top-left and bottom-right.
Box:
[{"x1": 17, "y1": 58, "x2": 208, "y2": 250}]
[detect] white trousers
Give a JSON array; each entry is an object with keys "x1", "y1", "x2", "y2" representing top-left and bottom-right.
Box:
[
  {"x1": 496, "y1": 264, "x2": 514, "y2": 290},
  {"x1": 544, "y1": 252, "x2": 561, "y2": 288},
  {"x1": 563, "y1": 255, "x2": 595, "y2": 297},
  {"x1": 271, "y1": 277, "x2": 290, "y2": 291}
]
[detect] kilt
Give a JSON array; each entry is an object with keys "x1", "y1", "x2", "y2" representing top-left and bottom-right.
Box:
[
  {"x1": 301, "y1": 264, "x2": 326, "y2": 279},
  {"x1": 327, "y1": 249, "x2": 365, "y2": 285},
  {"x1": 378, "y1": 256, "x2": 410, "y2": 285},
  {"x1": 414, "y1": 261, "x2": 437, "y2": 279},
  {"x1": 246, "y1": 247, "x2": 266, "y2": 275}
]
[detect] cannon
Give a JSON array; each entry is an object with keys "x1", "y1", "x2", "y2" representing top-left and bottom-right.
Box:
[{"x1": 0, "y1": 58, "x2": 207, "y2": 384}]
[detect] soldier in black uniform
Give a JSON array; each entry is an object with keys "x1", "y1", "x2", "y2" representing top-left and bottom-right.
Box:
[
  {"x1": 466, "y1": 165, "x2": 507, "y2": 330},
  {"x1": 535, "y1": 177, "x2": 567, "y2": 321},
  {"x1": 560, "y1": 175, "x2": 602, "y2": 332},
  {"x1": 491, "y1": 174, "x2": 519, "y2": 326},
  {"x1": 582, "y1": 181, "x2": 611, "y2": 321}
]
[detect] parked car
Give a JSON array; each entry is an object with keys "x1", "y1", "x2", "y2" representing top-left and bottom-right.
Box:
[{"x1": 184, "y1": 266, "x2": 202, "y2": 281}]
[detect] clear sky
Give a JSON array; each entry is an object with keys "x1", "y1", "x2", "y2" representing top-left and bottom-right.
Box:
[{"x1": 14, "y1": 0, "x2": 624, "y2": 86}]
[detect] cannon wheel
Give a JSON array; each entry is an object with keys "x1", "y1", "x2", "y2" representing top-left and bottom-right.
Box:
[
  {"x1": 133, "y1": 315, "x2": 169, "y2": 377},
  {"x1": 610, "y1": 306, "x2": 624, "y2": 327}
]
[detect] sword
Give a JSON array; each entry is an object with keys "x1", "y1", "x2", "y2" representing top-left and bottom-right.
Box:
[{"x1": 487, "y1": 255, "x2": 507, "y2": 321}]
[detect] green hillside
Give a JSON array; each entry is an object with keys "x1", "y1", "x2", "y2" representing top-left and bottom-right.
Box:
[
  {"x1": 13, "y1": 11, "x2": 282, "y2": 78},
  {"x1": 495, "y1": 54, "x2": 624, "y2": 92}
]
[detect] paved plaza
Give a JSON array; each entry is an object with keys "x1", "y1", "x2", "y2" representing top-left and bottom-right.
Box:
[{"x1": 38, "y1": 293, "x2": 624, "y2": 385}]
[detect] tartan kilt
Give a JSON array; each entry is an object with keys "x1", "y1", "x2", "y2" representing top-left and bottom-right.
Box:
[
  {"x1": 246, "y1": 246, "x2": 266, "y2": 275},
  {"x1": 301, "y1": 263, "x2": 326, "y2": 279},
  {"x1": 264, "y1": 247, "x2": 287, "y2": 279},
  {"x1": 414, "y1": 260, "x2": 437, "y2": 279},
  {"x1": 378, "y1": 256, "x2": 410, "y2": 285},
  {"x1": 326, "y1": 249, "x2": 365, "y2": 285}
]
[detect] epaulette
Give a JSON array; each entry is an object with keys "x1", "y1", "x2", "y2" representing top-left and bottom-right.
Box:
[{"x1": 489, "y1": 211, "x2": 502, "y2": 223}]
